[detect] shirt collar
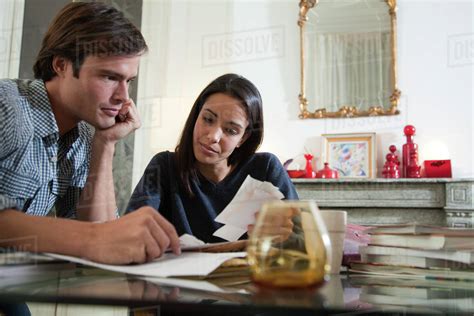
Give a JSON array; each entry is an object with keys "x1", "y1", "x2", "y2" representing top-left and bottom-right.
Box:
[{"x1": 28, "y1": 80, "x2": 60, "y2": 138}]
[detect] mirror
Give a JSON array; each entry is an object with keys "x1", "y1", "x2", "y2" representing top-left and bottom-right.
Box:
[{"x1": 298, "y1": 0, "x2": 401, "y2": 119}]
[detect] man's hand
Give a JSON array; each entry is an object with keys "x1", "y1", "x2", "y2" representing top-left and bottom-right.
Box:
[
  {"x1": 82, "y1": 206, "x2": 181, "y2": 264},
  {"x1": 95, "y1": 99, "x2": 141, "y2": 144},
  {"x1": 76, "y1": 98, "x2": 140, "y2": 222}
]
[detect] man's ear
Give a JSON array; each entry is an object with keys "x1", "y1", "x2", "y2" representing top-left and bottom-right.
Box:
[
  {"x1": 51, "y1": 56, "x2": 69, "y2": 77},
  {"x1": 236, "y1": 131, "x2": 250, "y2": 148}
]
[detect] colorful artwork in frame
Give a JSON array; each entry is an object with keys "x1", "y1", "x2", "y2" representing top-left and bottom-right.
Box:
[{"x1": 322, "y1": 133, "x2": 376, "y2": 178}]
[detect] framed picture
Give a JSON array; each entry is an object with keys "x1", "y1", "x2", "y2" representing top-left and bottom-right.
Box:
[{"x1": 322, "y1": 133, "x2": 376, "y2": 178}]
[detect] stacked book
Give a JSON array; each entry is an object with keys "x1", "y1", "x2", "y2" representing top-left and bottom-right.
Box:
[{"x1": 349, "y1": 223, "x2": 474, "y2": 281}]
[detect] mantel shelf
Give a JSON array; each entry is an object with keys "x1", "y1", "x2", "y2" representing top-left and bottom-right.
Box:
[
  {"x1": 291, "y1": 178, "x2": 474, "y2": 228},
  {"x1": 292, "y1": 178, "x2": 474, "y2": 184}
]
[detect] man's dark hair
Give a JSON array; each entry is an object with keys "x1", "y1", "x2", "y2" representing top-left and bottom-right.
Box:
[
  {"x1": 175, "y1": 73, "x2": 264, "y2": 196},
  {"x1": 33, "y1": 2, "x2": 148, "y2": 81}
]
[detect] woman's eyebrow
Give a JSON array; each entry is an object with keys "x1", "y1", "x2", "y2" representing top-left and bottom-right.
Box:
[
  {"x1": 228, "y1": 121, "x2": 244, "y2": 129},
  {"x1": 204, "y1": 108, "x2": 245, "y2": 129},
  {"x1": 203, "y1": 108, "x2": 217, "y2": 117}
]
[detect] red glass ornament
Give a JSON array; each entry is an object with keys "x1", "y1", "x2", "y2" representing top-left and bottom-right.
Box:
[
  {"x1": 389, "y1": 145, "x2": 400, "y2": 166},
  {"x1": 382, "y1": 152, "x2": 400, "y2": 178},
  {"x1": 402, "y1": 125, "x2": 421, "y2": 178}
]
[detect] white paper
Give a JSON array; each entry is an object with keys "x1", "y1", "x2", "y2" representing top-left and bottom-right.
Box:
[
  {"x1": 179, "y1": 234, "x2": 205, "y2": 248},
  {"x1": 213, "y1": 175, "x2": 284, "y2": 241},
  {"x1": 45, "y1": 251, "x2": 246, "y2": 278},
  {"x1": 212, "y1": 225, "x2": 247, "y2": 241}
]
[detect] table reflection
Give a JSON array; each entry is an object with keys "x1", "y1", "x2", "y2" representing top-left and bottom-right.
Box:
[
  {"x1": 348, "y1": 274, "x2": 474, "y2": 314},
  {"x1": 1, "y1": 265, "x2": 474, "y2": 314}
]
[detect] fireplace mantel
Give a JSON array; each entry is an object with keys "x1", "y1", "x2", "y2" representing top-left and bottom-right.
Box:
[{"x1": 292, "y1": 178, "x2": 474, "y2": 227}]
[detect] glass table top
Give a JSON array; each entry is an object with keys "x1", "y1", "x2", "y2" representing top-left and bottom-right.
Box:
[{"x1": 1, "y1": 264, "x2": 474, "y2": 315}]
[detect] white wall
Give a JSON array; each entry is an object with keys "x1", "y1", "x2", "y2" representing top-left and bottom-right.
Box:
[
  {"x1": 0, "y1": 0, "x2": 24, "y2": 78},
  {"x1": 134, "y1": 0, "x2": 473, "y2": 184}
]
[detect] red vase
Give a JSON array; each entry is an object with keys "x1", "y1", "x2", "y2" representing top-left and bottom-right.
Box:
[{"x1": 304, "y1": 154, "x2": 316, "y2": 178}]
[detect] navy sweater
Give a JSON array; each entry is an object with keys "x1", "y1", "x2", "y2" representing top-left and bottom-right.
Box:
[{"x1": 126, "y1": 151, "x2": 299, "y2": 243}]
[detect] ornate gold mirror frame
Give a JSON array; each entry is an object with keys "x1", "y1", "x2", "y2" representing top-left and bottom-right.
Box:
[{"x1": 298, "y1": 0, "x2": 401, "y2": 119}]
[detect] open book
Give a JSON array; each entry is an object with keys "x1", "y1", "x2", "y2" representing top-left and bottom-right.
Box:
[
  {"x1": 44, "y1": 235, "x2": 248, "y2": 278},
  {"x1": 46, "y1": 251, "x2": 246, "y2": 278},
  {"x1": 179, "y1": 234, "x2": 247, "y2": 252}
]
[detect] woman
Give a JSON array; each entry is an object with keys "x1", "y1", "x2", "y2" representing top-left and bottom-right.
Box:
[{"x1": 126, "y1": 74, "x2": 298, "y2": 243}]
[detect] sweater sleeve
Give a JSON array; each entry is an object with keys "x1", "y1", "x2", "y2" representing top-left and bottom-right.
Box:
[
  {"x1": 125, "y1": 153, "x2": 166, "y2": 214},
  {"x1": 262, "y1": 153, "x2": 305, "y2": 250},
  {"x1": 265, "y1": 153, "x2": 299, "y2": 200}
]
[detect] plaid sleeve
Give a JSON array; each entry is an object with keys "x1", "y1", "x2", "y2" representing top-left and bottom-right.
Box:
[
  {"x1": 0, "y1": 86, "x2": 21, "y2": 159},
  {"x1": 0, "y1": 194, "x2": 21, "y2": 211},
  {"x1": 0, "y1": 82, "x2": 29, "y2": 212}
]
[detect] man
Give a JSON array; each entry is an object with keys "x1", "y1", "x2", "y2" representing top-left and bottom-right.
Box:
[{"x1": 0, "y1": 2, "x2": 180, "y2": 264}]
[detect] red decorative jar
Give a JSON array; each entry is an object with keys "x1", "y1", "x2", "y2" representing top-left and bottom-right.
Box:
[{"x1": 316, "y1": 163, "x2": 339, "y2": 179}]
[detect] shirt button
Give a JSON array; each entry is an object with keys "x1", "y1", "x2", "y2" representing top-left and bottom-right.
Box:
[{"x1": 50, "y1": 156, "x2": 57, "y2": 163}]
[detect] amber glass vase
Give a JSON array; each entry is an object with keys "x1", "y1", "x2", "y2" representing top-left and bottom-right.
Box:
[{"x1": 247, "y1": 200, "x2": 331, "y2": 288}]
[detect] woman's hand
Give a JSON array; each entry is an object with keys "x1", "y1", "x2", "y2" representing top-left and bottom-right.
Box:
[{"x1": 247, "y1": 207, "x2": 300, "y2": 243}]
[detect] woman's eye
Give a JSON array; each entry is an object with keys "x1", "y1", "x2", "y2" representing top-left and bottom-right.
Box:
[
  {"x1": 226, "y1": 128, "x2": 238, "y2": 135},
  {"x1": 203, "y1": 116, "x2": 213, "y2": 123}
]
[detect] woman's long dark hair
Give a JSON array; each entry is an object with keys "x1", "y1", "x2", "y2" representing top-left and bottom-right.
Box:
[{"x1": 175, "y1": 73, "x2": 263, "y2": 196}]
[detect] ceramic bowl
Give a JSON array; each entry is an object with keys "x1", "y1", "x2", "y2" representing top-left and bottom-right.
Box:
[{"x1": 287, "y1": 170, "x2": 306, "y2": 178}]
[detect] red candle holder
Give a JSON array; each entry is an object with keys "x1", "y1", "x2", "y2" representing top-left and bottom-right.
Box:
[{"x1": 424, "y1": 160, "x2": 452, "y2": 178}]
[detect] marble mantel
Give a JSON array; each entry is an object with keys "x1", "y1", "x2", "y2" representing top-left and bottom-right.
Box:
[{"x1": 292, "y1": 178, "x2": 474, "y2": 227}]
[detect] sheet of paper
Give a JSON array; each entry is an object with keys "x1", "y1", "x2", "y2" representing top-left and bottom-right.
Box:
[
  {"x1": 213, "y1": 175, "x2": 284, "y2": 241},
  {"x1": 45, "y1": 252, "x2": 246, "y2": 278},
  {"x1": 179, "y1": 234, "x2": 205, "y2": 248},
  {"x1": 213, "y1": 225, "x2": 247, "y2": 241}
]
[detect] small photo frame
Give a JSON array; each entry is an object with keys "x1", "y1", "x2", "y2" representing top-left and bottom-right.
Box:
[{"x1": 322, "y1": 133, "x2": 376, "y2": 178}]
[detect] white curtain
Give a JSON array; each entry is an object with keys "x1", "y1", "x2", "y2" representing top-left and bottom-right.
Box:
[
  {"x1": 307, "y1": 31, "x2": 391, "y2": 111},
  {"x1": 0, "y1": 0, "x2": 24, "y2": 79}
]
